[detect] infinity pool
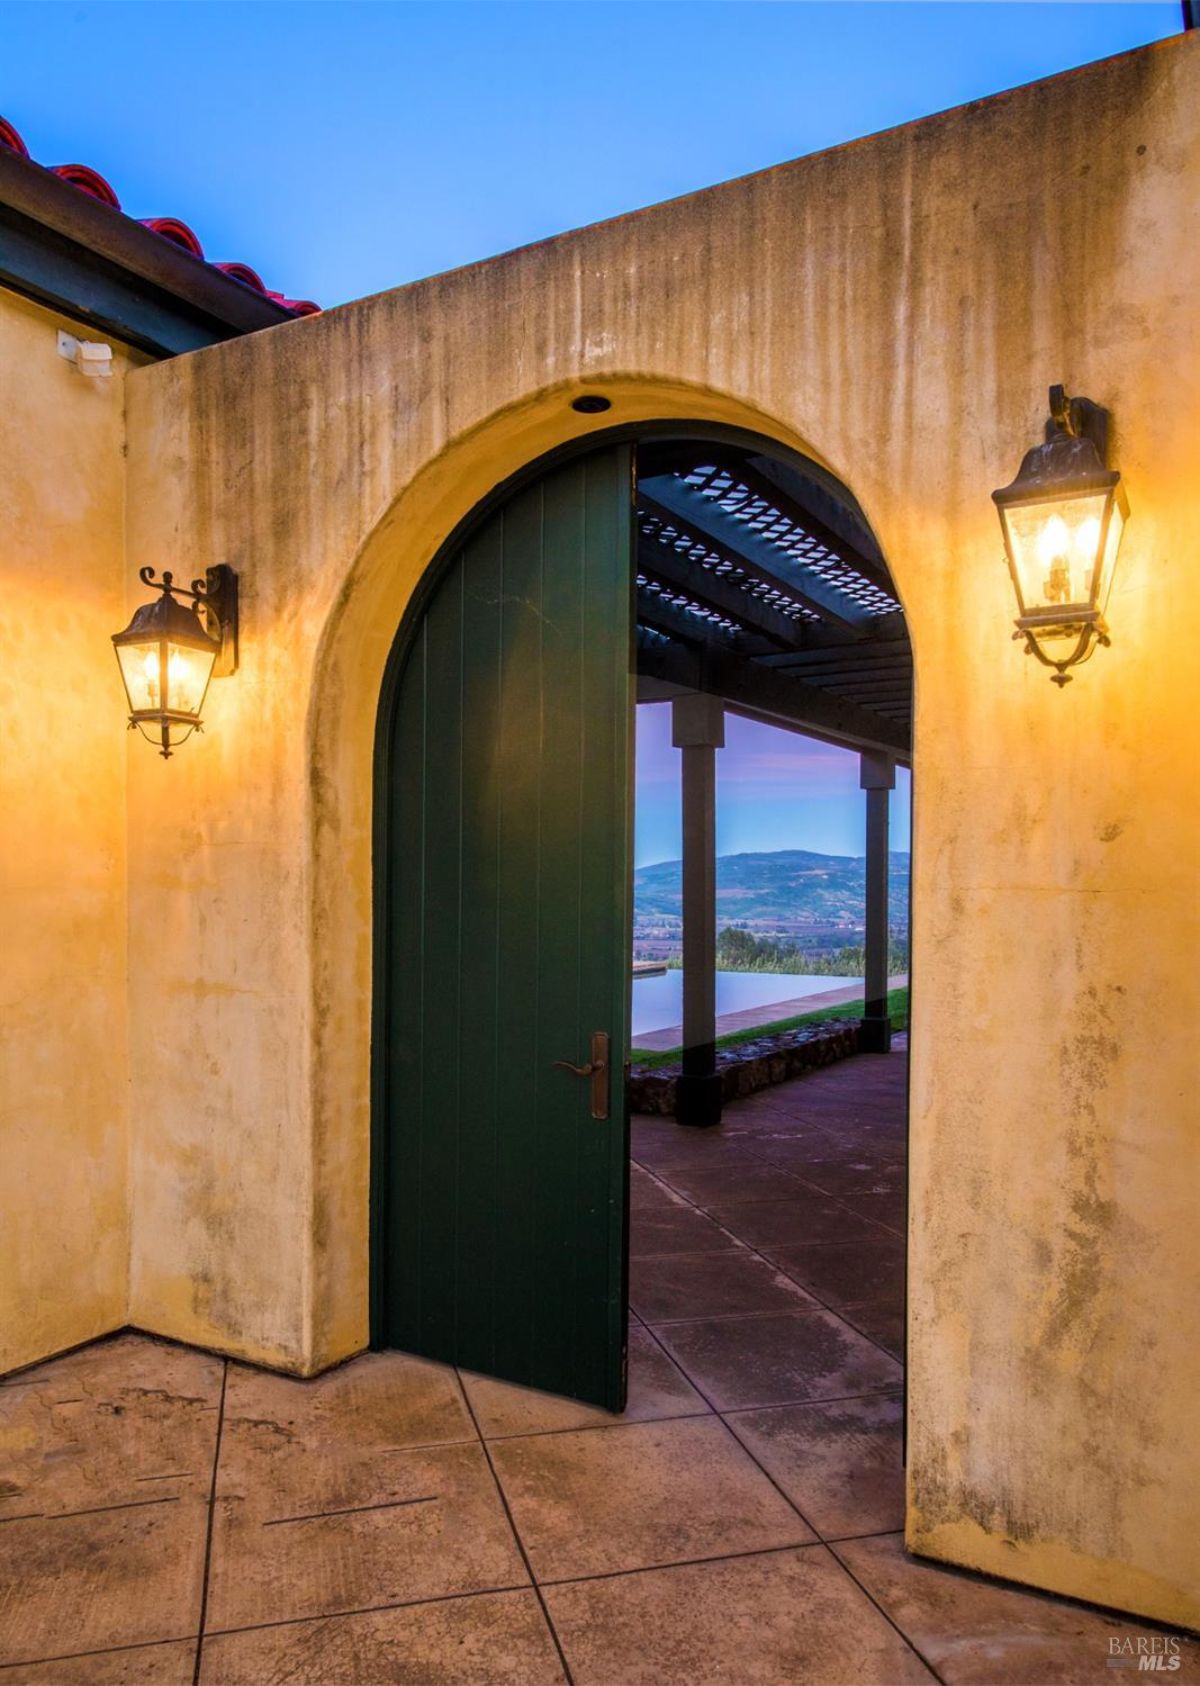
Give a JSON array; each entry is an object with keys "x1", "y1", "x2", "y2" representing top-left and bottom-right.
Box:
[{"x1": 631, "y1": 968, "x2": 858, "y2": 1038}]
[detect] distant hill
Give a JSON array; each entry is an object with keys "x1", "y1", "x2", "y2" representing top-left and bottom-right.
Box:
[{"x1": 634, "y1": 848, "x2": 909, "y2": 947}]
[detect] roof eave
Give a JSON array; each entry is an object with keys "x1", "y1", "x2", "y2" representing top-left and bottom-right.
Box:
[{"x1": 0, "y1": 145, "x2": 296, "y2": 356}]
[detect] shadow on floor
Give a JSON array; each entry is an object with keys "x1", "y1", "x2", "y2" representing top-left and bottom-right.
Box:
[{"x1": 2, "y1": 1046, "x2": 1195, "y2": 1683}]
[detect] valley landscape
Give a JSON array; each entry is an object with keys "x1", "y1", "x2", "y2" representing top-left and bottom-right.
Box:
[{"x1": 634, "y1": 847, "x2": 910, "y2": 968}]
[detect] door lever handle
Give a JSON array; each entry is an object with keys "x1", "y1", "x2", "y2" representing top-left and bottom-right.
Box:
[{"x1": 551, "y1": 1031, "x2": 610, "y2": 1121}]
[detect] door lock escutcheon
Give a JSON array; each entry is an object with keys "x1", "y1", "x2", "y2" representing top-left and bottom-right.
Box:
[{"x1": 552, "y1": 1031, "x2": 610, "y2": 1120}]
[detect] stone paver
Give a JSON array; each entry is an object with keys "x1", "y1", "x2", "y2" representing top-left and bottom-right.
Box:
[
  {"x1": 724, "y1": 1392, "x2": 905, "y2": 1539},
  {"x1": 834, "y1": 1533, "x2": 1200, "y2": 1683},
  {"x1": 545, "y1": 1545, "x2": 935, "y2": 1684},
  {"x1": 629, "y1": 1245, "x2": 819, "y2": 1324},
  {"x1": 652, "y1": 1304, "x2": 903, "y2": 1409},
  {"x1": 2, "y1": 1046, "x2": 1190, "y2": 1683},
  {"x1": 200, "y1": 1590, "x2": 565, "y2": 1685},
  {"x1": 208, "y1": 1437, "x2": 527, "y2": 1630},
  {"x1": 489, "y1": 1415, "x2": 815, "y2": 1580},
  {"x1": 461, "y1": 1324, "x2": 706, "y2": 1439}
]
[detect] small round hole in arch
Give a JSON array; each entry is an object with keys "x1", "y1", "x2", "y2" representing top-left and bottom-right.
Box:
[{"x1": 571, "y1": 395, "x2": 612, "y2": 414}]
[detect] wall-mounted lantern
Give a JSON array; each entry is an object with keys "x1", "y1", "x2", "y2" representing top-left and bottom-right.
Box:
[
  {"x1": 112, "y1": 565, "x2": 238, "y2": 758},
  {"x1": 992, "y1": 385, "x2": 1128, "y2": 686}
]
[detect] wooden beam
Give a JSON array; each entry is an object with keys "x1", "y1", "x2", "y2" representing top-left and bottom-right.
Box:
[
  {"x1": 638, "y1": 638, "x2": 909, "y2": 757},
  {"x1": 744, "y1": 454, "x2": 899, "y2": 603},
  {"x1": 637, "y1": 534, "x2": 806, "y2": 651},
  {"x1": 636, "y1": 442, "x2": 890, "y2": 591},
  {"x1": 635, "y1": 592, "x2": 743, "y2": 650},
  {"x1": 760, "y1": 649, "x2": 912, "y2": 678},
  {"x1": 639, "y1": 480, "x2": 870, "y2": 635},
  {"x1": 752, "y1": 618, "x2": 909, "y2": 655}
]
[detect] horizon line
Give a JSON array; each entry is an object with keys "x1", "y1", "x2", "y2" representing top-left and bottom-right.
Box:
[{"x1": 636, "y1": 845, "x2": 912, "y2": 871}]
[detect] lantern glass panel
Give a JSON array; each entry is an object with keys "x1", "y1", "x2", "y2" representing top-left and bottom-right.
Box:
[
  {"x1": 1000, "y1": 488, "x2": 1111, "y2": 619},
  {"x1": 115, "y1": 638, "x2": 216, "y2": 719},
  {"x1": 116, "y1": 641, "x2": 161, "y2": 714},
  {"x1": 1095, "y1": 492, "x2": 1126, "y2": 620},
  {"x1": 166, "y1": 640, "x2": 216, "y2": 716}
]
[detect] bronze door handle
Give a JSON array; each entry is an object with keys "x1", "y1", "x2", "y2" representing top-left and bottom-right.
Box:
[{"x1": 551, "y1": 1031, "x2": 610, "y2": 1120}]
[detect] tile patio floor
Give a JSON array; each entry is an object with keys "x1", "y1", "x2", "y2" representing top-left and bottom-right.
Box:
[{"x1": 2, "y1": 1044, "x2": 1195, "y2": 1683}]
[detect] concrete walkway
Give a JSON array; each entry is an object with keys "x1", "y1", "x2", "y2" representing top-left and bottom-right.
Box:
[
  {"x1": 632, "y1": 972, "x2": 909, "y2": 1052},
  {"x1": 2, "y1": 1043, "x2": 1192, "y2": 1683}
]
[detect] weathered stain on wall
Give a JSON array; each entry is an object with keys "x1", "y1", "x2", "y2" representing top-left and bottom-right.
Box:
[
  {"x1": 109, "y1": 31, "x2": 1200, "y2": 1629},
  {"x1": 0, "y1": 291, "x2": 146, "y2": 1371}
]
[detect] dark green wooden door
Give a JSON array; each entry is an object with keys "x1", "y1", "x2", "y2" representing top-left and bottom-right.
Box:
[{"x1": 375, "y1": 445, "x2": 634, "y2": 1410}]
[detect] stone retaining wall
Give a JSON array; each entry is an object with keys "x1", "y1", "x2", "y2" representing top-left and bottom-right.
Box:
[{"x1": 627, "y1": 1019, "x2": 863, "y2": 1116}]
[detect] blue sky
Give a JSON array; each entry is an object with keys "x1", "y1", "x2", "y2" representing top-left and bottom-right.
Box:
[
  {"x1": 2, "y1": 0, "x2": 1175, "y2": 863},
  {"x1": 0, "y1": 2, "x2": 1178, "y2": 309},
  {"x1": 636, "y1": 705, "x2": 912, "y2": 868}
]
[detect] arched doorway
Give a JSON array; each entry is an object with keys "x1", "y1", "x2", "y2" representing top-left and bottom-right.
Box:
[{"x1": 372, "y1": 426, "x2": 911, "y2": 1411}]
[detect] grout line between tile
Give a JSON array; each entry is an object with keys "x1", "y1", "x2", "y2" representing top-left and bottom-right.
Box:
[
  {"x1": 821, "y1": 1525, "x2": 910, "y2": 1546},
  {"x1": 191, "y1": 1357, "x2": 229, "y2": 1686},
  {"x1": 719, "y1": 1388, "x2": 904, "y2": 1419},
  {"x1": 456, "y1": 1368, "x2": 575, "y2": 1685},
  {"x1": 637, "y1": 1109, "x2": 940, "y2": 1682},
  {"x1": 536, "y1": 1537, "x2": 828, "y2": 1590},
  {"x1": 642, "y1": 1304, "x2": 828, "y2": 1328},
  {"x1": 200, "y1": 1581, "x2": 535, "y2": 1644},
  {"x1": 479, "y1": 1407, "x2": 713, "y2": 1444},
  {"x1": 262, "y1": 1494, "x2": 438, "y2": 1527},
  {"x1": 49, "y1": 1495, "x2": 180, "y2": 1520},
  {"x1": 364, "y1": 1434, "x2": 479, "y2": 1453},
  {"x1": 635, "y1": 1136, "x2": 908, "y2": 1533},
  {"x1": 0, "y1": 1635, "x2": 197, "y2": 1673},
  {"x1": 635, "y1": 1320, "x2": 825, "y2": 1539},
  {"x1": 643, "y1": 1240, "x2": 943, "y2": 1672},
  {"x1": 629, "y1": 1245, "x2": 745, "y2": 1261},
  {"x1": 640, "y1": 1151, "x2": 905, "y2": 1367},
  {"x1": 825, "y1": 1539, "x2": 948, "y2": 1684}
]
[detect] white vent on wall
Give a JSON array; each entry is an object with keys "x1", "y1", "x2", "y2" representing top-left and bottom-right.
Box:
[{"x1": 57, "y1": 330, "x2": 113, "y2": 379}]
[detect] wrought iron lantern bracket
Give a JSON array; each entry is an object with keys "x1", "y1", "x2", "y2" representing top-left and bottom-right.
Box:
[
  {"x1": 112, "y1": 564, "x2": 239, "y2": 757},
  {"x1": 992, "y1": 385, "x2": 1128, "y2": 687}
]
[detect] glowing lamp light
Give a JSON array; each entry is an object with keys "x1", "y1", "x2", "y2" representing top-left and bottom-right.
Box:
[
  {"x1": 112, "y1": 565, "x2": 238, "y2": 758},
  {"x1": 992, "y1": 385, "x2": 1128, "y2": 686}
]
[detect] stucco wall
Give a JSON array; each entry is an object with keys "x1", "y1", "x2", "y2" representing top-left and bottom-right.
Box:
[
  {"x1": 122, "y1": 37, "x2": 1198, "y2": 1627},
  {"x1": 0, "y1": 291, "x2": 144, "y2": 1371}
]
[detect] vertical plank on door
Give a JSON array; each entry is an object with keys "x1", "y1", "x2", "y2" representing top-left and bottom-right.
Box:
[{"x1": 378, "y1": 445, "x2": 633, "y2": 1408}]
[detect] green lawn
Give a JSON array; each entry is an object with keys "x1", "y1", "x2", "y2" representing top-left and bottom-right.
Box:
[{"x1": 629, "y1": 987, "x2": 909, "y2": 1072}]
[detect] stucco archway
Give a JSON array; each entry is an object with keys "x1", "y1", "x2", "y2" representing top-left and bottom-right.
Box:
[{"x1": 303, "y1": 376, "x2": 913, "y2": 1375}]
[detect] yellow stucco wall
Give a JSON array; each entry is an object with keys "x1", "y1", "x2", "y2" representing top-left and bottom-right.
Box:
[
  {"x1": 112, "y1": 33, "x2": 1200, "y2": 1628},
  {"x1": 0, "y1": 291, "x2": 146, "y2": 1371}
]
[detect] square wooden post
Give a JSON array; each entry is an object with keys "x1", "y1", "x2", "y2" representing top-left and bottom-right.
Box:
[
  {"x1": 860, "y1": 750, "x2": 895, "y2": 1053},
  {"x1": 672, "y1": 693, "x2": 725, "y2": 1127}
]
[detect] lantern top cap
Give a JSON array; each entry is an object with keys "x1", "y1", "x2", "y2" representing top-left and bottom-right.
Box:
[
  {"x1": 111, "y1": 569, "x2": 221, "y2": 652},
  {"x1": 992, "y1": 385, "x2": 1120, "y2": 508}
]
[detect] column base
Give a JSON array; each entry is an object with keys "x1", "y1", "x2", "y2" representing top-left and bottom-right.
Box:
[
  {"x1": 859, "y1": 1014, "x2": 893, "y2": 1054},
  {"x1": 675, "y1": 1072, "x2": 724, "y2": 1128}
]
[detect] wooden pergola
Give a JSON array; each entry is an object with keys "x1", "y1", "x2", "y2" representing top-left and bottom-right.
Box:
[{"x1": 633, "y1": 441, "x2": 911, "y2": 1125}]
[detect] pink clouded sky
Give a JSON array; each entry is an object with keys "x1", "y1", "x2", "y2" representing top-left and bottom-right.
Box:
[{"x1": 635, "y1": 703, "x2": 911, "y2": 869}]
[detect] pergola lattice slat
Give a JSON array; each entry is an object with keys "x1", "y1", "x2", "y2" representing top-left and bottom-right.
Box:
[
  {"x1": 639, "y1": 478, "x2": 870, "y2": 635},
  {"x1": 634, "y1": 445, "x2": 912, "y2": 754}
]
